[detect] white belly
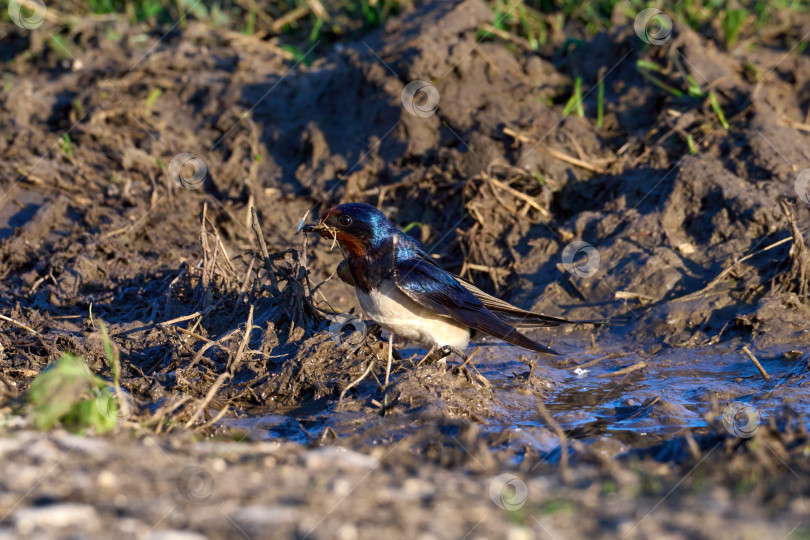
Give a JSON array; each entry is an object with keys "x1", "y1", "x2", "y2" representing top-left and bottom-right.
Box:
[{"x1": 355, "y1": 281, "x2": 470, "y2": 350}]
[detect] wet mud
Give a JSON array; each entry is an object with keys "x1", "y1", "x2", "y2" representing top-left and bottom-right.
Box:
[{"x1": 1, "y1": 1, "x2": 810, "y2": 538}]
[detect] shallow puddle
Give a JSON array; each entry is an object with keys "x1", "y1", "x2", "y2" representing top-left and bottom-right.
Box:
[
  {"x1": 222, "y1": 336, "x2": 810, "y2": 455},
  {"x1": 493, "y1": 339, "x2": 809, "y2": 447}
]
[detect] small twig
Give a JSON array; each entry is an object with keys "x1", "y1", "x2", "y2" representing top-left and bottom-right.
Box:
[
  {"x1": 485, "y1": 173, "x2": 550, "y2": 217},
  {"x1": 187, "y1": 326, "x2": 244, "y2": 370},
  {"x1": 540, "y1": 145, "x2": 604, "y2": 173},
  {"x1": 173, "y1": 325, "x2": 212, "y2": 344},
  {"x1": 239, "y1": 258, "x2": 255, "y2": 293},
  {"x1": 151, "y1": 395, "x2": 193, "y2": 433},
  {"x1": 456, "y1": 347, "x2": 489, "y2": 387},
  {"x1": 478, "y1": 23, "x2": 533, "y2": 49},
  {"x1": 185, "y1": 372, "x2": 230, "y2": 427},
  {"x1": 200, "y1": 203, "x2": 211, "y2": 292},
  {"x1": 465, "y1": 263, "x2": 511, "y2": 276},
  {"x1": 778, "y1": 118, "x2": 810, "y2": 133},
  {"x1": 251, "y1": 206, "x2": 270, "y2": 260},
  {"x1": 742, "y1": 346, "x2": 771, "y2": 381},
  {"x1": 416, "y1": 345, "x2": 437, "y2": 367},
  {"x1": 204, "y1": 215, "x2": 238, "y2": 276},
  {"x1": 228, "y1": 305, "x2": 254, "y2": 374},
  {"x1": 615, "y1": 290, "x2": 657, "y2": 304},
  {"x1": 270, "y1": 4, "x2": 310, "y2": 32},
  {"x1": 159, "y1": 311, "x2": 205, "y2": 326},
  {"x1": 250, "y1": 206, "x2": 279, "y2": 294},
  {"x1": 0, "y1": 314, "x2": 40, "y2": 336},
  {"x1": 674, "y1": 236, "x2": 793, "y2": 302},
  {"x1": 566, "y1": 353, "x2": 616, "y2": 370},
  {"x1": 457, "y1": 347, "x2": 482, "y2": 371},
  {"x1": 339, "y1": 359, "x2": 376, "y2": 404},
  {"x1": 596, "y1": 360, "x2": 647, "y2": 378},
  {"x1": 196, "y1": 405, "x2": 231, "y2": 430},
  {"x1": 118, "y1": 307, "x2": 215, "y2": 336},
  {"x1": 503, "y1": 127, "x2": 605, "y2": 173}
]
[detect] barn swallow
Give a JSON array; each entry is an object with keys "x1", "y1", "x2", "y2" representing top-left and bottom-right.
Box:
[{"x1": 302, "y1": 202, "x2": 606, "y2": 360}]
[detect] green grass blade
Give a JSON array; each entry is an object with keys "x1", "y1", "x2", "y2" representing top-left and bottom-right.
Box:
[
  {"x1": 636, "y1": 59, "x2": 664, "y2": 73},
  {"x1": 597, "y1": 78, "x2": 605, "y2": 128},
  {"x1": 638, "y1": 70, "x2": 684, "y2": 98},
  {"x1": 686, "y1": 133, "x2": 697, "y2": 154},
  {"x1": 709, "y1": 91, "x2": 729, "y2": 129}
]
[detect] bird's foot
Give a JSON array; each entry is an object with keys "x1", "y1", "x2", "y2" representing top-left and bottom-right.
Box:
[
  {"x1": 417, "y1": 345, "x2": 464, "y2": 366},
  {"x1": 435, "y1": 346, "x2": 455, "y2": 362},
  {"x1": 366, "y1": 322, "x2": 383, "y2": 339}
]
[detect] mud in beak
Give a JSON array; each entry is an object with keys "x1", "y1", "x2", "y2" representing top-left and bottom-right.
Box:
[
  {"x1": 296, "y1": 208, "x2": 337, "y2": 240},
  {"x1": 301, "y1": 222, "x2": 327, "y2": 234}
]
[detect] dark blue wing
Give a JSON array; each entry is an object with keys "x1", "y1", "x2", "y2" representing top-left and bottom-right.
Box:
[
  {"x1": 392, "y1": 233, "x2": 613, "y2": 328},
  {"x1": 392, "y1": 255, "x2": 558, "y2": 354}
]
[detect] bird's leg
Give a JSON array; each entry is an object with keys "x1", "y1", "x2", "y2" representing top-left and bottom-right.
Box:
[
  {"x1": 434, "y1": 346, "x2": 455, "y2": 362},
  {"x1": 416, "y1": 345, "x2": 456, "y2": 366},
  {"x1": 384, "y1": 333, "x2": 393, "y2": 386},
  {"x1": 451, "y1": 347, "x2": 467, "y2": 363},
  {"x1": 366, "y1": 322, "x2": 383, "y2": 339},
  {"x1": 380, "y1": 334, "x2": 396, "y2": 415}
]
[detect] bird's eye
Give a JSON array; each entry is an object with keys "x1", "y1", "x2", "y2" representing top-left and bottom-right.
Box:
[{"x1": 338, "y1": 215, "x2": 352, "y2": 227}]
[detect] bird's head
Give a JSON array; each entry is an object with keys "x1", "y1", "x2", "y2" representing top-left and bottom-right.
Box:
[{"x1": 302, "y1": 202, "x2": 394, "y2": 256}]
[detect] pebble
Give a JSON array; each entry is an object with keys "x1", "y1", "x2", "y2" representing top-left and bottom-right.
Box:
[
  {"x1": 303, "y1": 447, "x2": 378, "y2": 470},
  {"x1": 13, "y1": 503, "x2": 98, "y2": 534},
  {"x1": 507, "y1": 526, "x2": 535, "y2": 540},
  {"x1": 96, "y1": 469, "x2": 117, "y2": 489},
  {"x1": 149, "y1": 531, "x2": 209, "y2": 540},
  {"x1": 230, "y1": 505, "x2": 299, "y2": 525},
  {"x1": 54, "y1": 432, "x2": 110, "y2": 457}
]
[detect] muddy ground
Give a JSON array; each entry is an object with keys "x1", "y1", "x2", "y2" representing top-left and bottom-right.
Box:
[{"x1": 1, "y1": 0, "x2": 810, "y2": 538}]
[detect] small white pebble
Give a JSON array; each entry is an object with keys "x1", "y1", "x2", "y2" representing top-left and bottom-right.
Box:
[
  {"x1": 573, "y1": 367, "x2": 589, "y2": 377},
  {"x1": 97, "y1": 470, "x2": 117, "y2": 488},
  {"x1": 14, "y1": 504, "x2": 97, "y2": 534}
]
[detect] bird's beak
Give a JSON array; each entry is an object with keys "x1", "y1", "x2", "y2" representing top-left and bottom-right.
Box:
[
  {"x1": 301, "y1": 222, "x2": 327, "y2": 234},
  {"x1": 296, "y1": 209, "x2": 326, "y2": 235}
]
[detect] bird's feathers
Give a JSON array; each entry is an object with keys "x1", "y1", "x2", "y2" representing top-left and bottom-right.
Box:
[
  {"x1": 392, "y1": 255, "x2": 559, "y2": 355},
  {"x1": 356, "y1": 281, "x2": 471, "y2": 350},
  {"x1": 454, "y1": 278, "x2": 614, "y2": 328},
  {"x1": 315, "y1": 203, "x2": 615, "y2": 356}
]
